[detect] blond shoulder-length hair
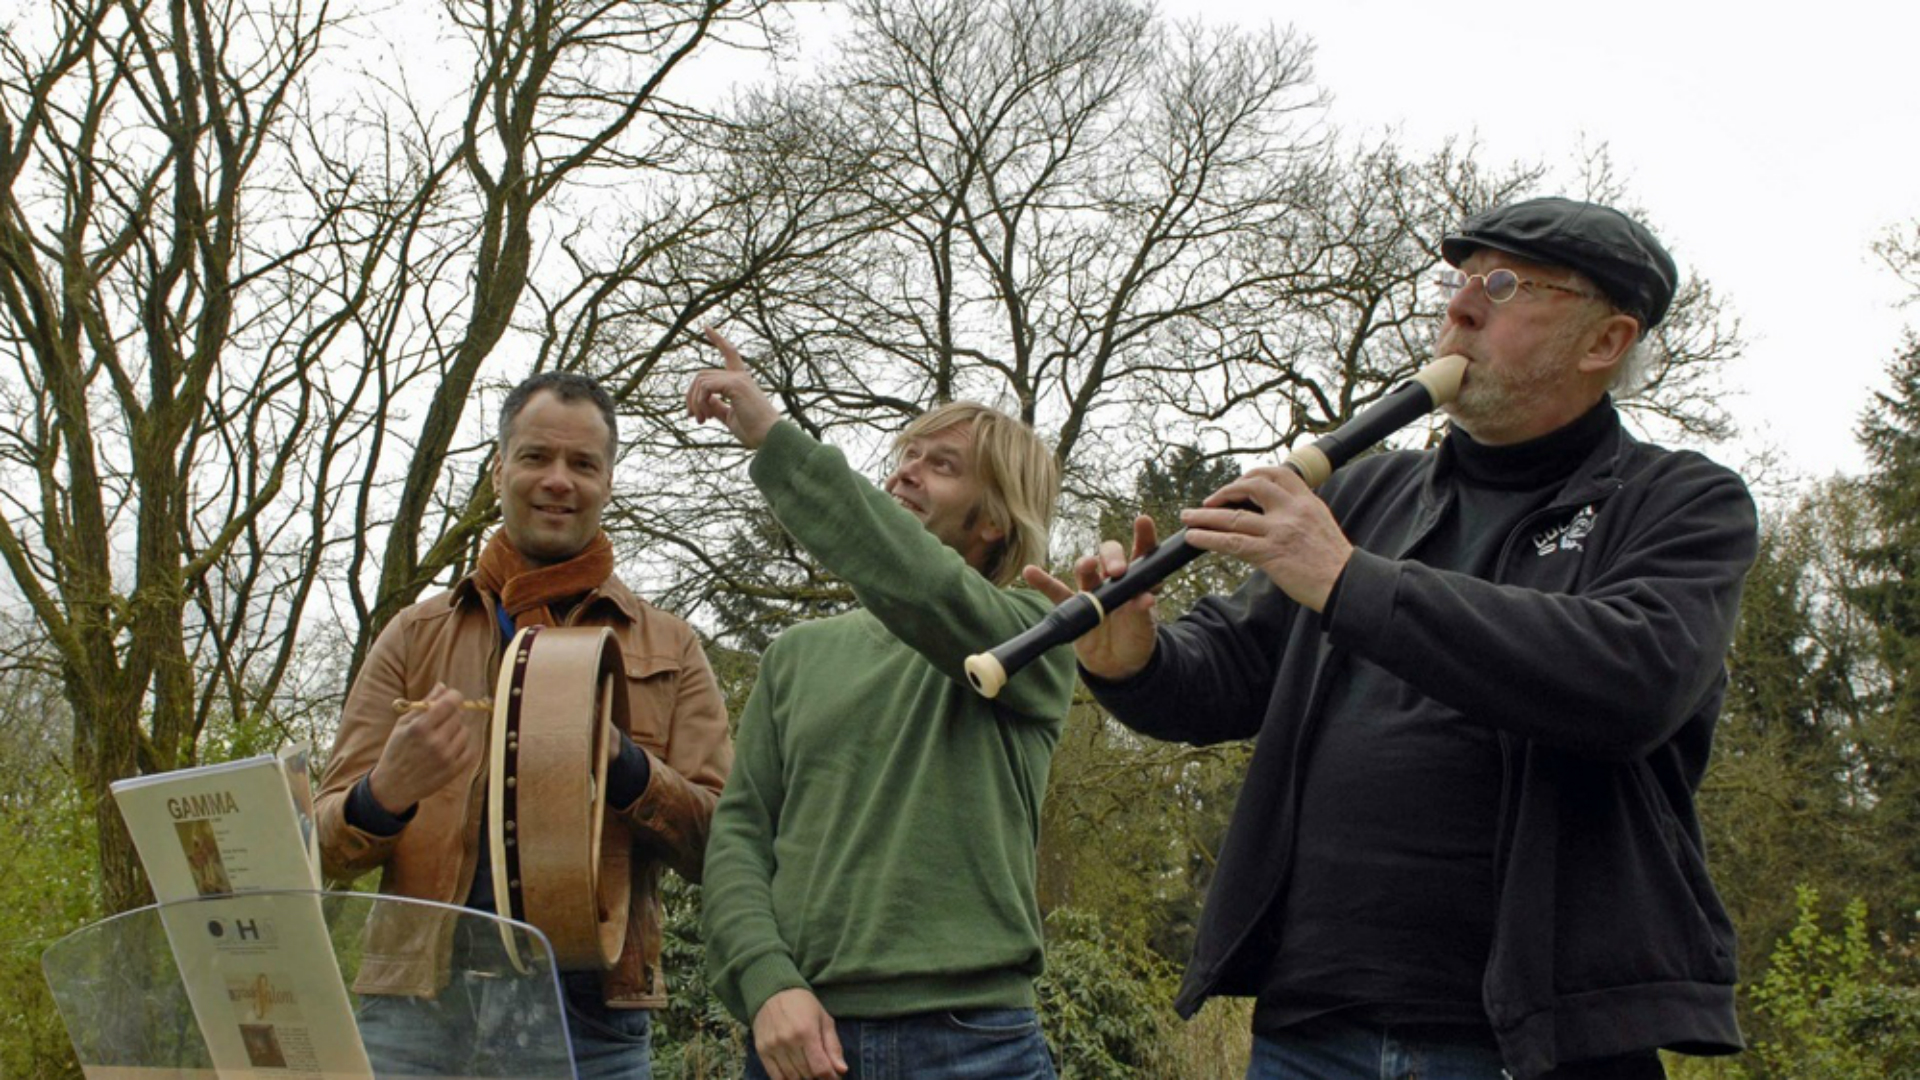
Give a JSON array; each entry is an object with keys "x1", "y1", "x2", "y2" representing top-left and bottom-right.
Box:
[{"x1": 894, "y1": 401, "x2": 1061, "y2": 587}]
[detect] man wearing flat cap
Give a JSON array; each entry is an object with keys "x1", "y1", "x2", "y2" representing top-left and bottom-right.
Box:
[{"x1": 1029, "y1": 197, "x2": 1756, "y2": 1078}]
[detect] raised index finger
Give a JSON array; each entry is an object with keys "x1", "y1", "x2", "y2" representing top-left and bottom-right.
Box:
[{"x1": 703, "y1": 326, "x2": 748, "y2": 373}]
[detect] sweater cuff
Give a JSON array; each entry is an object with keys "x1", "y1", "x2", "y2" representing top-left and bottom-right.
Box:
[
  {"x1": 748, "y1": 420, "x2": 813, "y2": 493},
  {"x1": 345, "y1": 774, "x2": 415, "y2": 837},
  {"x1": 739, "y1": 951, "x2": 811, "y2": 1023},
  {"x1": 605, "y1": 731, "x2": 653, "y2": 809}
]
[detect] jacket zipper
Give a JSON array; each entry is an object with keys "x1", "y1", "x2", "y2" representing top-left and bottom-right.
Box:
[
  {"x1": 1196, "y1": 486, "x2": 1460, "y2": 1002},
  {"x1": 1485, "y1": 485, "x2": 1621, "y2": 906}
]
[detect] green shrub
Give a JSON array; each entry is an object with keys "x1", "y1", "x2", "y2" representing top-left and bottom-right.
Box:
[
  {"x1": 1742, "y1": 884, "x2": 1920, "y2": 1078},
  {"x1": 0, "y1": 783, "x2": 101, "y2": 1079},
  {"x1": 1035, "y1": 907, "x2": 1176, "y2": 1078},
  {"x1": 651, "y1": 878, "x2": 748, "y2": 1080}
]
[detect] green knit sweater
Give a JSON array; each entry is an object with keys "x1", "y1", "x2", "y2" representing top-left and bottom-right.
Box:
[{"x1": 702, "y1": 421, "x2": 1075, "y2": 1024}]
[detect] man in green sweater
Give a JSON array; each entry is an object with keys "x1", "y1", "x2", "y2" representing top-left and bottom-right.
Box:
[{"x1": 689, "y1": 329, "x2": 1074, "y2": 1080}]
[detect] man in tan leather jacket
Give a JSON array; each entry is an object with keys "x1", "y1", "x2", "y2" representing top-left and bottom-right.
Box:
[{"x1": 317, "y1": 371, "x2": 732, "y2": 1079}]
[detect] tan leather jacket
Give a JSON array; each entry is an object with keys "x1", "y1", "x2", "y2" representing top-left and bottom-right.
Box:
[{"x1": 317, "y1": 573, "x2": 732, "y2": 1007}]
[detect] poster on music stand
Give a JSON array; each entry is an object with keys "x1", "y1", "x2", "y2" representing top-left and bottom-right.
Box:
[{"x1": 110, "y1": 746, "x2": 371, "y2": 1078}]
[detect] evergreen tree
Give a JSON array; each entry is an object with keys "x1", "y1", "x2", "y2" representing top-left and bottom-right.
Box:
[
  {"x1": 1843, "y1": 333, "x2": 1920, "y2": 938},
  {"x1": 1705, "y1": 508, "x2": 1863, "y2": 1001},
  {"x1": 1092, "y1": 446, "x2": 1246, "y2": 618},
  {"x1": 1850, "y1": 333, "x2": 1920, "y2": 657},
  {"x1": 1045, "y1": 447, "x2": 1253, "y2": 964}
]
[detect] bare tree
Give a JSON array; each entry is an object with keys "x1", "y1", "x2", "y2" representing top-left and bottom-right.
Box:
[
  {"x1": 1876, "y1": 219, "x2": 1920, "y2": 303},
  {"x1": 0, "y1": 0, "x2": 791, "y2": 913},
  {"x1": 0, "y1": 0, "x2": 372, "y2": 912},
  {"x1": 0, "y1": 0, "x2": 1749, "y2": 919},
  {"x1": 331, "y1": 0, "x2": 793, "y2": 675},
  {"x1": 641, "y1": 0, "x2": 1551, "y2": 632}
]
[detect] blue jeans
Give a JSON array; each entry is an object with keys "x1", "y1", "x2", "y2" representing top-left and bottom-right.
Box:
[
  {"x1": 356, "y1": 933, "x2": 649, "y2": 1079},
  {"x1": 745, "y1": 1008, "x2": 1054, "y2": 1080},
  {"x1": 562, "y1": 972, "x2": 653, "y2": 1080},
  {"x1": 1245, "y1": 1018, "x2": 1667, "y2": 1080}
]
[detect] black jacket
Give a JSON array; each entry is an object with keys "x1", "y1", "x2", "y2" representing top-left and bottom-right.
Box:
[{"x1": 1088, "y1": 413, "x2": 1756, "y2": 1078}]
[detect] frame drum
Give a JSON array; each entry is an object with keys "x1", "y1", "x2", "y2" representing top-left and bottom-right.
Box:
[{"x1": 486, "y1": 625, "x2": 632, "y2": 971}]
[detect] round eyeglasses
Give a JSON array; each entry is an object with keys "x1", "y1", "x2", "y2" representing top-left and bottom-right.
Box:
[{"x1": 1434, "y1": 268, "x2": 1604, "y2": 305}]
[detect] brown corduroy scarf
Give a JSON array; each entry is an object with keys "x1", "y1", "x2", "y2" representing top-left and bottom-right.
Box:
[{"x1": 472, "y1": 530, "x2": 616, "y2": 629}]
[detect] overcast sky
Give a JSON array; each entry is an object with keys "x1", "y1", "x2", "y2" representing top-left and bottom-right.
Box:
[{"x1": 1162, "y1": 2, "x2": 1920, "y2": 487}]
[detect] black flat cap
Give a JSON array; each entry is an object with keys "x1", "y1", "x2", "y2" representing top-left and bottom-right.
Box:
[{"x1": 1441, "y1": 197, "x2": 1678, "y2": 329}]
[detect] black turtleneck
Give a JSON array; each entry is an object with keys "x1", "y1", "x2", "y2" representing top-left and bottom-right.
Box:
[
  {"x1": 1255, "y1": 398, "x2": 1617, "y2": 1038},
  {"x1": 1445, "y1": 394, "x2": 1617, "y2": 489}
]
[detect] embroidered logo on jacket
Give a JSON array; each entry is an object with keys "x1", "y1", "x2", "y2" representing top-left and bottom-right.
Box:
[{"x1": 1533, "y1": 505, "x2": 1596, "y2": 556}]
